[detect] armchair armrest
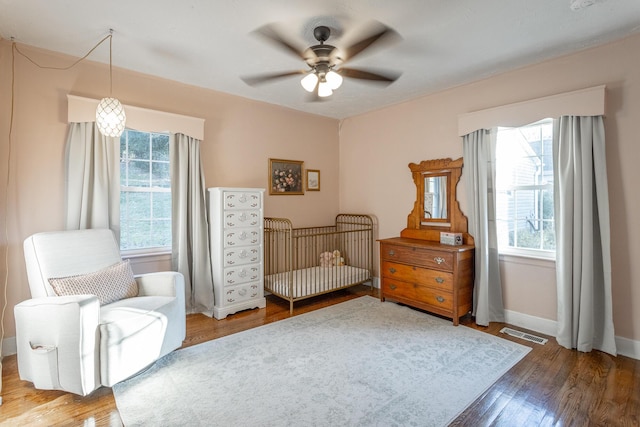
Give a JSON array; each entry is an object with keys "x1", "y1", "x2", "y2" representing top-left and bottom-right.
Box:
[
  {"x1": 134, "y1": 271, "x2": 186, "y2": 353},
  {"x1": 135, "y1": 271, "x2": 185, "y2": 298},
  {"x1": 14, "y1": 295, "x2": 101, "y2": 396}
]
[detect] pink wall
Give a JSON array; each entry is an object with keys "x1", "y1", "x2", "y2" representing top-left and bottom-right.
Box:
[
  {"x1": 0, "y1": 40, "x2": 340, "y2": 339},
  {"x1": 3, "y1": 31, "x2": 640, "y2": 347},
  {"x1": 339, "y1": 33, "x2": 640, "y2": 342}
]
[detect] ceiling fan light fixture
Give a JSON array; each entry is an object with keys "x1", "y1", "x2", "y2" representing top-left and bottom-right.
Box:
[
  {"x1": 301, "y1": 72, "x2": 319, "y2": 92},
  {"x1": 325, "y1": 70, "x2": 343, "y2": 90},
  {"x1": 318, "y1": 81, "x2": 333, "y2": 97}
]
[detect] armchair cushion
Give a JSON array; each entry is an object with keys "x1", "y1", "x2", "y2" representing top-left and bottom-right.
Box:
[{"x1": 49, "y1": 260, "x2": 138, "y2": 305}]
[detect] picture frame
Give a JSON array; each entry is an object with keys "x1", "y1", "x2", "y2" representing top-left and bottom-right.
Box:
[
  {"x1": 269, "y1": 158, "x2": 304, "y2": 195},
  {"x1": 306, "y1": 169, "x2": 320, "y2": 191}
]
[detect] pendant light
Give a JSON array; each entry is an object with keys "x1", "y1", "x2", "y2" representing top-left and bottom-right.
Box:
[{"x1": 96, "y1": 30, "x2": 126, "y2": 137}]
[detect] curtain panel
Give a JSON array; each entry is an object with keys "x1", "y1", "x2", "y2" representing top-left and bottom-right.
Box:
[
  {"x1": 170, "y1": 133, "x2": 215, "y2": 316},
  {"x1": 462, "y1": 129, "x2": 505, "y2": 326},
  {"x1": 553, "y1": 116, "x2": 616, "y2": 355},
  {"x1": 65, "y1": 122, "x2": 120, "y2": 237}
]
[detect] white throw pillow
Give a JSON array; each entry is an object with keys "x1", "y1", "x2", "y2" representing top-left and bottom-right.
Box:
[{"x1": 49, "y1": 260, "x2": 139, "y2": 305}]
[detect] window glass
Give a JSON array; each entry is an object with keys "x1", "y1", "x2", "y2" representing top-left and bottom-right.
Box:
[
  {"x1": 120, "y1": 130, "x2": 171, "y2": 252},
  {"x1": 496, "y1": 119, "x2": 555, "y2": 256}
]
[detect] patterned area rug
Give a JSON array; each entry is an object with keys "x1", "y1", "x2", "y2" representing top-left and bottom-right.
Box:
[{"x1": 113, "y1": 296, "x2": 530, "y2": 426}]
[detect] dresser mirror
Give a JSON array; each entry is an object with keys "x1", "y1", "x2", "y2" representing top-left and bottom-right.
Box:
[
  {"x1": 423, "y1": 174, "x2": 448, "y2": 221},
  {"x1": 401, "y1": 157, "x2": 473, "y2": 245}
]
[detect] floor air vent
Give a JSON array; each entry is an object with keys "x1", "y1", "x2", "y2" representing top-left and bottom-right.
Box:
[{"x1": 500, "y1": 327, "x2": 548, "y2": 345}]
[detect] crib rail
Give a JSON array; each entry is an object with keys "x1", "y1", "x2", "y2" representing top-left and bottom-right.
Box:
[{"x1": 264, "y1": 214, "x2": 374, "y2": 314}]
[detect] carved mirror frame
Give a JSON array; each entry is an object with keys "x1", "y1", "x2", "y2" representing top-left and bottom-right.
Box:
[{"x1": 401, "y1": 157, "x2": 474, "y2": 245}]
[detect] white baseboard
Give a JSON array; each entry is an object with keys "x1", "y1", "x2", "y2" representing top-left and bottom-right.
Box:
[
  {"x1": 615, "y1": 336, "x2": 640, "y2": 360},
  {"x1": 504, "y1": 309, "x2": 557, "y2": 337},
  {"x1": 1, "y1": 336, "x2": 16, "y2": 357},
  {"x1": 504, "y1": 309, "x2": 640, "y2": 360}
]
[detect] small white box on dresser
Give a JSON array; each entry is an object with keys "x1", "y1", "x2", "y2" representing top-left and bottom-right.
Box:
[
  {"x1": 440, "y1": 232, "x2": 463, "y2": 246},
  {"x1": 208, "y1": 187, "x2": 266, "y2": 319}
]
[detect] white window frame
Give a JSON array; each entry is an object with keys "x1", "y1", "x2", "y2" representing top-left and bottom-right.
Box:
[
  {"x1": 457, "y1": 86, "x2": 605, "y2": 262},
  {"x1": 67, "y1": 95, "x2": 205, "y2": 259},
  {"x1": 495, "y1": 119, "x2": 555, "y2": 260},
  {"x1": 120, "y1": 129, "x2": 172, "y2": 255}
]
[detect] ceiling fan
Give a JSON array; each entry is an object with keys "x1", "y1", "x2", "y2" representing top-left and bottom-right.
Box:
[{"x1": 241, "y1": 22, "x2": 401, "y2": 99}]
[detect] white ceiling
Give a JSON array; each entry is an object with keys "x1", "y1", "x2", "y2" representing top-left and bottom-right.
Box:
[{"x1": 2, "y1": 0, "x2": 640, "y2": 119}]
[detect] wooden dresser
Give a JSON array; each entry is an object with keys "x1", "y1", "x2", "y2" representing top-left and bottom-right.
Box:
[{"x1": 379, "y1": 237, "x2": 474, "y2": 325}]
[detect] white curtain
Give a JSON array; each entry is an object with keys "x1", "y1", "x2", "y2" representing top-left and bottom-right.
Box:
[
  {"x1": 463, "y1": 129, "x2": 505, "y2": 326},
  {"x1": 553, "y1": 116, "x2": 616, "y2": 355},
  {"x1": 170, "y1": 133, "x2": 215, "y2": 316},
  {"x1": 65, "y1": 122, "x2": 120, "y2": 236},
  {"x1": 438, "y1": 177, "x2": 448, "y2": 219}
]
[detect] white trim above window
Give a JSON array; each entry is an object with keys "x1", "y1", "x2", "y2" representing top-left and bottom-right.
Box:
[
  {"x1": 67, "y1": 94, "x2": 205, "y2": 140},
  {"x1": 457, "y1": 85, "x2": 605, "y2": 136}
]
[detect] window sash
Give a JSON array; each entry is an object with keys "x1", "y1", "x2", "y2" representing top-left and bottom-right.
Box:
[
  {"x1": 496, "y1": 119, "x2": 555, "y2": 256},
  {"x1": 120, "y1": 129, "x2": 171, "y2": 252}
]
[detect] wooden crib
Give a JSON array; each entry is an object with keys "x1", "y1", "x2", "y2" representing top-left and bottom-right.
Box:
[{"x1": 264, "y1": 214, "x2": 374, "y2": 314}]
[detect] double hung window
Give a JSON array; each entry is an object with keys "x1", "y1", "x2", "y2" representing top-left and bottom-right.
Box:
[
  {"x1": 495, "y1": 119, "x2": 555, "y2": 257},
  {"x1": 119, "y1": 129, "x2": 171, "y2": 252}
]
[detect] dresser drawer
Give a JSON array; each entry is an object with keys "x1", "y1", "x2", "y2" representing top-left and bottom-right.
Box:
[
  {"x1": 381, "y1": 261, "x2": 454, "y2": 292},
  {"x1": 223, "y1": 227, "x2": 261, "y2": 247},
  {"x1": 222, "y1": 263, "x2": 261, "y2": 287},
  {"x1": 382, "y1": 279, "x2": 453, "y2": 311},
  {"x1": 222, "y1": 282, "x2": 261, "y2": 305},
  {"x1": 380, "y1": 244, "x2": 454, "y2": 271},
  {"x1": 224, "y1": 246, "x2": 261, "y2": 267},
  {"x1": 222, "y1": 191, "x2": 262, "y2": 210},
  {"x1": 223, "y1": 210, "x2": 261, "y2": 228}
]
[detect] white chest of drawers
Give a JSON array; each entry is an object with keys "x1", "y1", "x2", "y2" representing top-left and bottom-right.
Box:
[{"x1": 208, "y1": 187, "x2": 266, "y2": 319}]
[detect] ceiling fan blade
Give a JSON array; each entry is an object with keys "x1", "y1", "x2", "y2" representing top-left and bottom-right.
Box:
[
  {"x1": 339, "y1": 67, "x2": 401, "y2": 84},
  {"x1": 338, "y1": 23, "x2": 400, "y2": 63},
  {"x1": 254, "y1": 24, "x2": 312, "y2": 61},
  {"x1": 241, "y1": 70, "x2": 305, "y2": 86}
]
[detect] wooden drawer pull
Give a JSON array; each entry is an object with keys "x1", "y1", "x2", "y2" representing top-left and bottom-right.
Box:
[
  {"x1": 389, "y1": 268, "x2": 396, "y2": 274},
  {"x1": 435, "y1": 277, "x2": 445, "y2": 284},
  {"x1": 436, "y1": 296, "x2": 445, "y2": 303},
  {"x1": 434, "y1": 257, "x2": 445, "y2": 265},
  {"x1": 389, "y1": 284, "x2": 397, "y2": 290}
]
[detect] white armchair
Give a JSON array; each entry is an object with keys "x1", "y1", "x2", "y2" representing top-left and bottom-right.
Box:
[{"x1": 14, "y1": 229, "x2": 186, "y2": 396}]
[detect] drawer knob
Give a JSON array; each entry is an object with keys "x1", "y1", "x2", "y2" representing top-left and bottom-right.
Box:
[
  {"x1": 436, "y1": 296, "x2": 445, "y2": 303},
  {"x1": 389, "y1": 268, "x2": 396, "y2": 274},
  {"x1": 434, "y1": 256, "x2": 445, "y2": 265},
  {"x1": 435, "y1": 277, "x2": 445, "y2": 284},
  {"x1": 389, "y1": 284, "x2": 397, "y2": 290},
  {"x1": 388, "y1": 250, "x2": 395, "y2": 256}
]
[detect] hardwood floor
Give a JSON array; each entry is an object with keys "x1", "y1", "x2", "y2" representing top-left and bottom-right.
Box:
[{"x1": 1, "y1": 285, "x2": 639, "y2": 426}]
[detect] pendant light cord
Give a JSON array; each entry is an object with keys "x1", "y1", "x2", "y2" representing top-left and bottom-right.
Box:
[
  {"x1": 109, "y1": 30, "x2": 113, "y2": 96},
  {"x1": 12, "y1": 33, "x2": 112, "y2": 71},
  {"x1": 1, "y1": 30, "x2": 115, "y2": 405}
]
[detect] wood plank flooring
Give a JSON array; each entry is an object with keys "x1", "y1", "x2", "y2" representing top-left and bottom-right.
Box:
[{"x1": 1, "y1": 285, "x2": 639, "y2": 426}]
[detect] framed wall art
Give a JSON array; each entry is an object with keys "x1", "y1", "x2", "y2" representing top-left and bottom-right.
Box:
[
  {"x1": 306, "y1": 169, "x2": 320, "y2": 191},
  {"x1": 269, "y1": 158, "x2": 304, "y2": 195}
]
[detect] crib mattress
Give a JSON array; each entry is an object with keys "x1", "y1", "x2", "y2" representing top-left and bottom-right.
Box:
[{"x1": 265, "y1": 265, "x2": 370, "y2": 298}]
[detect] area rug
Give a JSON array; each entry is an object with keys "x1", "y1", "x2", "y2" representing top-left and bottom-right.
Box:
[{"x1": 113, "y1": 296, "x2": 530, "y2": 426}]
